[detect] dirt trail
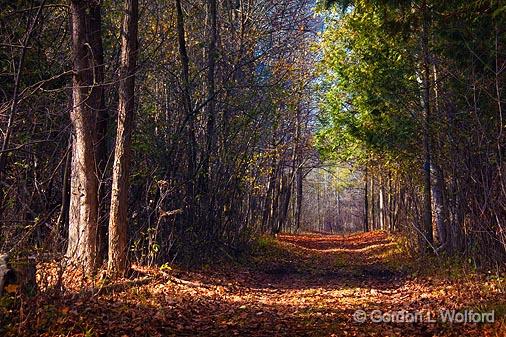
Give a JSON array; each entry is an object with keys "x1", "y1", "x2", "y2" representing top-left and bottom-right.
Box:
[
  {"x1": 206, "y1": 231, "x2": 503, "y2": 337},
  {"x1": 9, "y1": 232, "x2": 505, "y2": 336}
]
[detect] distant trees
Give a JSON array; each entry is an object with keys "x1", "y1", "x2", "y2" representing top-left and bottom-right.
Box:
[{"x1": 317, "y1": 0, "x2": 506, "y2": 264}]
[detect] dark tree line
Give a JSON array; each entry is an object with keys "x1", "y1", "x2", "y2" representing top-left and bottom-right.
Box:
[{"x1": 0, "y1": 0, "x2": 319, "y2": 275}]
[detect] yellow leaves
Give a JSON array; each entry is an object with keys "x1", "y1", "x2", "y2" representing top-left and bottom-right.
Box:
[{"x1": 159, "y1": 262, "x2": 172, "y2": 273}]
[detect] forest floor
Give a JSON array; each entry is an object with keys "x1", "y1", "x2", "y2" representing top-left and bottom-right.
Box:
[{"x1": 2, "y1": 231, "x2": 506, "y2": 336}]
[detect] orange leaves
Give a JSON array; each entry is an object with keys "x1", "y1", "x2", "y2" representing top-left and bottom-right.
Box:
[
  {"x1": 3, "y1": 232, "x2": 505, "y2": 336},
  {"x1": 4, "y1": 283, "x2": 19, "y2": 294},
  {"x1": 58, "y1": 306, "x2": 70, "y2": 314}
]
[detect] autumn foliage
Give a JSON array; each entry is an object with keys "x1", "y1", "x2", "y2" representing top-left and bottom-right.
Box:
[{"x1": 1, "y1": 232, "x2": 504, "y2": 336}]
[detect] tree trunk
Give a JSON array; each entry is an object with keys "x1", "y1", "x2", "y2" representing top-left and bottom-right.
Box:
[
  {"x1": 262, "y1": 153, "x2": 278, "y2": 232},
  {"x1": 67, "y1": 0, "x2": 100, "y2": 273},
  {"x1": 387, "y1": 173, "x2": 392, "y2": 231},
  {"x1": 364, "y1": 167, "x2": 369, "y2": 232},
  {"x1": 276, "y1": 175, "x2": 292, "y2": 234},
  {"x1": 88, "y1": 3, "x2": 108, "y2": 175},
  {"x1": 203, "y1": 0, "x2": 218, "y2": 185},
  {"x1": 379, "y1": 174, "x2": 384, "y2": 230},
  {"x1": 175, "y1": 0, "x2": 196, "y2": 229},
  {"x1": 421, "y1": 0, "x2": 434, "y2": 252},
  {"x1": 431, "y1": 64, "x2": 448, "y2": 249},
  {"x1": 432, "y1": 164, "x2": 447, "y2": 247},
  {"x1": 335, "y1": 190, "x2": 340, "y2": 233},
  {"x1": 198, "y1": 0, "x2": 218, "y2": 235},
  {"x1": 371, "y1": 174, "x2": 376, "y2": 230},
  {"x1": 316, "y1": 179, "x2": 321, "y2": 232},
  {"x1": 88, "y1": 2, "x2": 109, "y2": 264},
  {"x1": 295, "y1": 169, "x2": 303, "y2": 232},
  {"x1": 108, "y1": 0, "x2": 138, "y2": 275},
  {"x1": 270, "y1": 173, "x2": 282, "y2": 234}
]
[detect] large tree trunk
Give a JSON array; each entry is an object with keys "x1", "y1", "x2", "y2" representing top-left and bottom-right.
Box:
[
  {"x1": 108, "y1": 0, "x2": 139, "y2": 275},
  {"x1": 67, "y1": 0, "x2": 100, "y2": 273}
]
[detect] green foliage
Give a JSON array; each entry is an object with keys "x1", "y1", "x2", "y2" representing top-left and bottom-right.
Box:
[
  {"x1": 254, "y1": 235, "x2": 280, "y2": 253},
  {"x1": 316, "y1": 2, "x2": 420, "y2": 167}
]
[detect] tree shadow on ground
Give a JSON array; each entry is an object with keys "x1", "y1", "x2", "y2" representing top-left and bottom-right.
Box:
[
  {"x1": 8, "y1": 274, "x2": 503, "y2": 337},
  {"x1": 3, "y1": 232, "x2": 504, "y2": 337}
]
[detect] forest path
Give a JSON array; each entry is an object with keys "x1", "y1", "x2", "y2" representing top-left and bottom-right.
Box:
[{"x1": 21, "y1": 232, "x2": 505, "y2": 336}]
